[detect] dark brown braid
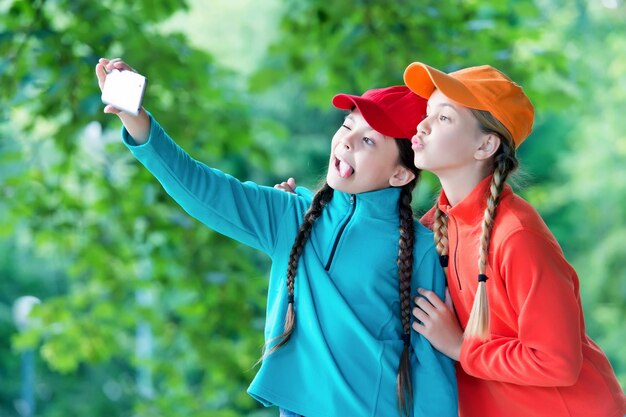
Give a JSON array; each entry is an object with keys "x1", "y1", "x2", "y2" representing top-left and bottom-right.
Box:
[
  {"x1": 394, "y1": 138, "x2": 421, "y2": 416},
  {"x1": 396, "y1": 185, "x2": 415, "y2": 416},
  {"x1": 260, "y1": 183, "x2": 334, "y2": 359}
]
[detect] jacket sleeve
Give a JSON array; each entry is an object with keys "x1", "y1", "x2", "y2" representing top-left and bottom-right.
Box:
[
  {"x1": 410, "y1": 239, "x2": 459, "y2": 417},
  {"x1": 459, "y1": 229, "x2": 584, "y2": 386},
  {"x1": 122, "y1": 115, "x2": 296, "y2": 256}
]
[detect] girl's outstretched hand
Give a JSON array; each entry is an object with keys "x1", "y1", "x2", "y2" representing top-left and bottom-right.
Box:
[
  {"x1": 95, "y1": 58, "x2": 136, "y2": 115},
  {"x1": 95, "y1": 57, "x2": 150, "y2": 144},
  {"x1": 412, "y1": 288, "x2": 463, "y2": 360},
  {"x1": 274, "y1": 177, "x2": 297, "y2": 194}
]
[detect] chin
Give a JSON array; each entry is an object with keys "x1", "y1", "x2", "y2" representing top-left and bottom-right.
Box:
[
  {"x1": 412, "y1": 159, "x2": 428, "y2": 171},
  {"x1": 326, "y1": 174, "x2": 341, "y2": 191},
  {"x1": 326, "y1": 174, "x2": 350, "y2": 193}
]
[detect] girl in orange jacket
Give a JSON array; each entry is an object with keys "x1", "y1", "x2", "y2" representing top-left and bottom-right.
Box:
[{"x1": 404, "y1": 62, "x2": 626, "y2": 417}]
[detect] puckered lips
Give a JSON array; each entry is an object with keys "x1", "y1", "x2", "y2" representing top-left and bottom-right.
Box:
[
  {"x1": 411, "y1": 135, "x2": 424, "y2": 151},
  {"x1": 333, "y1": 154, "x2": 354, "y2": 178}
]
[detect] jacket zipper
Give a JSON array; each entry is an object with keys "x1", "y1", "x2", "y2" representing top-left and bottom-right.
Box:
[
  {"x1": 324, "y1": 194, "x2": 356, "y2": 271},
  {"x1": 448, "y1": 214, "x2": 463, "y2": 290}
]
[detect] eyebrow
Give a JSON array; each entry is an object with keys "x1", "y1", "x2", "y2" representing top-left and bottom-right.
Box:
[
  {"x1": 427, "y1": 102, "x2": 459, "y2": 112},
  {"x1": 342, "y1": 110, "x2": 388, "y2": 138}
]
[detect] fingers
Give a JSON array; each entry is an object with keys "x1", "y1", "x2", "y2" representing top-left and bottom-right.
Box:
[
  {"x1": 414, "y1": 294, "x2": 436, "y2": 317},
  {"x1": 95, "y1": 57, "x2": 134, "y2": 114},
  {"x1": 417, "y1": 288, "x2": 447, "y2": 310},
  {"x1": 95, "y1": 57, "x2": 134, "y2": 78},
  {"x1": 411, "y1": 287, "x2": 464, "y2": 359},
  {"x1": 109, "y1": 58, "x2": 134, "y2": 72},
  {"x1": 103, "y1": 104, "x2": 121, "y2": 115},
  {"x1": 274, "y1": 179, "x2": 296, "y2": 194},
  {"x1": 412, "y1": 288, "x2": 449, "y2": 324},
  {"x1": 95, "y1": 63, "x2": 107, "y2": 90},
  {"x1": 102, "y1": 58, "x2": 130, "y2": 72},
  {"x1": 412, "y1": 319, "x2": 426, "y2": 335},
  {"x1": 95, "y1": 57, "x2": 115, "y2": 91},
  {"x1": 412, "y1": 304, "x2": 430, "y2": 325}
]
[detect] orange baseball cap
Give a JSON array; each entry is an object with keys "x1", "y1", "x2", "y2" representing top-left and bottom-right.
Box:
[{"x1": 403, "y1": 63, "x2": 534, "y2": 147}]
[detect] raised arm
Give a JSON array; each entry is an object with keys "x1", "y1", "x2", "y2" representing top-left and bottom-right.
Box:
[{"x1": 94, "y1": 58, "x2": 303, "y2": 255}]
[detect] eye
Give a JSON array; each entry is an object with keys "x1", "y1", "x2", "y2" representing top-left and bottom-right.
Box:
[
  {"x1": 341, "y1": 124, "x2": 352, "y2": 130},
  {"x1": 439, "y1": 114, "x2": 450, "y2": 122},
  {"x1": 363, "y1": 137, "x2": 374, "y2": 145}
]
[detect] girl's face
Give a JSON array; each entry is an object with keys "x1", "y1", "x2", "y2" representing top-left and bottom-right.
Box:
[
  {"x1": 411, "y1": 89, "x2": 487, "y2": 177},
  {"x1": 326, "y1": 110, "x2": 413, "y2": 194}
]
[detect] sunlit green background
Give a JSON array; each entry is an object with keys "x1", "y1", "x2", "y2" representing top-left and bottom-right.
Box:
[{"x1": 1, "y1": 0, "x2": 625, "y2": 416}]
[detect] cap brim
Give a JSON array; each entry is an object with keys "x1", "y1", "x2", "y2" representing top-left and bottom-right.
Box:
[
  {"x1": 332, "y1": 94, "x2": 404, "y2": 138},
  {"x1": 403, "y1": 63, "x2": 438, "y2": 99},
  {"x1": 404, "y1": 62, "x2": 482, "y2": 109},
  {"x1": 332, "y1": 94, "x2": 358, "y2": 111}
]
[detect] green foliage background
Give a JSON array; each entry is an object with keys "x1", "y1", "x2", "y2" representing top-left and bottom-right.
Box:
[{"x1": 1, "y1": 0, "x2": 624, "y2": 415}]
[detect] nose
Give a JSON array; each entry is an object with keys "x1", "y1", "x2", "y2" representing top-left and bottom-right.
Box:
[
  {"x1": 339, "y1": 132, "x2": 355, "y2": 150},
  {"x1": 416, "y1": 116, "x2": 431, "y2": 135}
]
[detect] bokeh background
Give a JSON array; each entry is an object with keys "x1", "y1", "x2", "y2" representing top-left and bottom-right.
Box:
[{"x1": 1, "y1": 0, "x2": 625, "y2": 416}]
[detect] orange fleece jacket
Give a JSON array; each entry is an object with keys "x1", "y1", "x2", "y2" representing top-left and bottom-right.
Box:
[{"x1": 421, "y1": 176, "x2": 626, "y2": 417}]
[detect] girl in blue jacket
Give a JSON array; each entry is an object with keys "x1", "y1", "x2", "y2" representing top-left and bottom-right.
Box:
[{"x1": 95, "y1": 58, "x2": 457, "y2": 417}]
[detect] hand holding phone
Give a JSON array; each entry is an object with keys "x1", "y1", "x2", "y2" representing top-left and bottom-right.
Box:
[{"x1": 101, "y1": 69, "x2": 147, "y2": 116}]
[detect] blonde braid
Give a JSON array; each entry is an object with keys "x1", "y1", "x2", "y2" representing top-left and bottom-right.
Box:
[
  {"x1": 433, "y1": 206, "x2": 450, "y2": 273},
  {"x1": 464, "y1": 109, "x2": 519, "y2": 340},
  {"x1": 464, "y1": 164, "x2": 506, "y2": 339}
]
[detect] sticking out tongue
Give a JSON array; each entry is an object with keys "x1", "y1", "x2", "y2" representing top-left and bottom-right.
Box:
[{"x1": 339, "y1": 160, "x2": 354, "y2": 178}]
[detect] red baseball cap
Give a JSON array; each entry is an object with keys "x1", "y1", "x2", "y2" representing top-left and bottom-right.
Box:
[
  {"x1": 404, "y1": 63, "x2": 534, "y2": 147},
  {"x1": 332, "y1": 85, "x2": 427, "y2": 139}
]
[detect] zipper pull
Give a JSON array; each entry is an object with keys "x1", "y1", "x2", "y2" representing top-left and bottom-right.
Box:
[{"x1": 349, "y1": 195, "x2": 356, "y2": 204}]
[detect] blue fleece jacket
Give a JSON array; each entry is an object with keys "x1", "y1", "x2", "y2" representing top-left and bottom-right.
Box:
[{"x1": 122, "y1": 116, "x2": 457, "y2": 417}]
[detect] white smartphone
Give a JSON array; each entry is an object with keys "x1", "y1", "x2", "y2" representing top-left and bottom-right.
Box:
[{"x1": 101, "y1": 69, "x2": 147, "y2": 116}]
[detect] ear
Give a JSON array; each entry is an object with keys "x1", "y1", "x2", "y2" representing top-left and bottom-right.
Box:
[
  {"x1": 474, "y1": 133, "x2": 501, "y2": 161},
  {"x1": 389, "y1": 166, "x2": 416, "y2": 187}
]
